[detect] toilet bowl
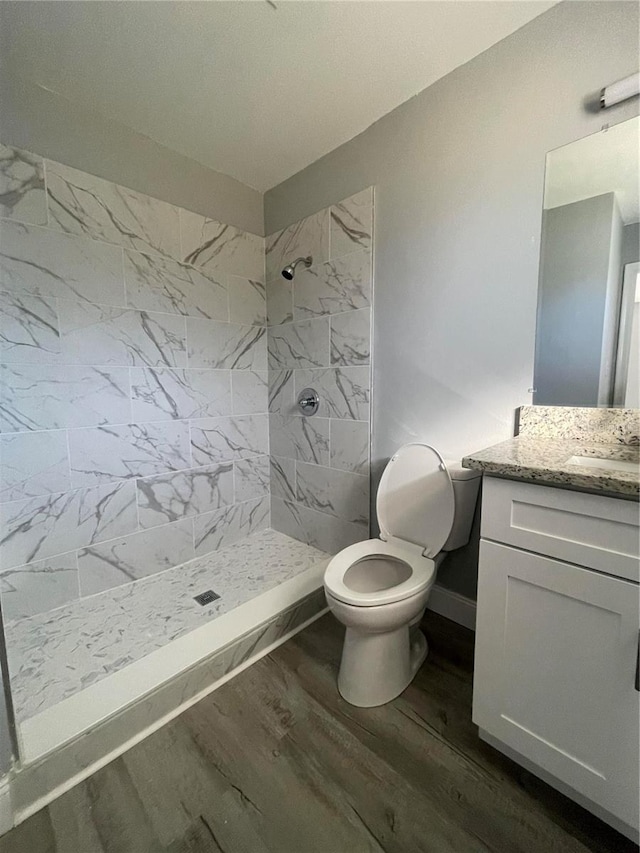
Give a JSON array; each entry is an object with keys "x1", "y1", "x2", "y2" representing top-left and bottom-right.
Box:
[{"x1": 323, "y1": 443, "x2": 481, "y2": 707}]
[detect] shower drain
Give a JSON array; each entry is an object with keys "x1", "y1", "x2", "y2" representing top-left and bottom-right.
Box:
[{"x1": 194, "y1": 590, "x2": 221, "y2": 606}]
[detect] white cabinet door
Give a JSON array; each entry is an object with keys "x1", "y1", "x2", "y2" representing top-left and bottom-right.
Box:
[{"x1": 473, "y1": 540, "x2": 640, "y2": 830}]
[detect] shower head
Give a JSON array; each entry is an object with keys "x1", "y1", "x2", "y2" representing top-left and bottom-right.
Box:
[{"x1": 281, "y1": 256, "x2": 312, "y2": 280}]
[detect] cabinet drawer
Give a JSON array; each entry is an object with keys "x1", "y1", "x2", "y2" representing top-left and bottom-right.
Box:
[{"x1": 481, "y1": 476, "x2": 639, "y2": 582}]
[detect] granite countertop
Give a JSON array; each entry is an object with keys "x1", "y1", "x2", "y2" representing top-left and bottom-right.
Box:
[{"x1": 462, "y1": 436, "x2": 640, "y2": 500}]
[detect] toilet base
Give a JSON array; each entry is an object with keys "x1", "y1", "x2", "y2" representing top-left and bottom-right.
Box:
[{"x1": 337, "y1": 625, "x2": 428, "y2": 707}]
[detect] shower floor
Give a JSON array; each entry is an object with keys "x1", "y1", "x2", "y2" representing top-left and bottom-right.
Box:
[{"x1": 5, "y1": 529, "x2": 329, "y2": 764}]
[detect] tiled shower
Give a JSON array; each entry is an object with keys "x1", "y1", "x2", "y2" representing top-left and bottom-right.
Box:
[{"x1": 0, "y1": 142, "x2": 373, "y2": 767}]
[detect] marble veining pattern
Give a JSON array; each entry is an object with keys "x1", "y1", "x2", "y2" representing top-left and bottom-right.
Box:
[
  {"x1": 130, "y1": 367, "x2": 232, "y2": 422},
  {"x1": 68, "y1": 422, "x2": 191, "y2": 488},
  {"x1": 191, "y1": 414, "x2": 269, "y2": 465},
  {"x1": 136, "y1": 462, "x2": 234, "y2": 529},
  {"x1": 187, "y1": 318, "x2": 266, "y2": 370},
  {"x1": 269, "y1": 413, "x2": 330, "y2": 466},
  {"x1": 0, "y1": 364, "x2": 131, "y2": 432},
  {"x1": 123, "y1": 250, "x2": 229, "y2": 321},
  {"x1": 6, "y1": 529, "x2": 326, "y2": 722},
  {"x1": 0, "y1": 220, "x2": 126, "y2": 306},
  {"x1": 78, "y1": 518, "x2": 196, "y2": 596},
  {"x1": 193, "y1": 496, "x2": 270, "y2": 556},
  {"x1": 0, "y1": 290, "x2": 60, "y2": 363},
  {"x1": 463, "y1": 436, "x2": 639, "y2": 499},
  {"x1": 0, "y1": 144, "x2": 47, "y2": 225},
  {"x1": 265, "y1": 208, "x2": 329, "y2": 282},
  {"x1": 180, "y1": 210, "x2": 264, "y2": 281},
  {"x1": 46, "y1": 160, "x2": 181, "y2": 258},
  {"x1": 0, "y1": 144, "x2": 281, "y2": 637},
  {"x1": 0, "y1": 430, "x2": 71, "y2": 502},
  {"x1": 228, "y1": 276, "x2": 266, "y2": 326},
  {"x1": 267, "y1": 190, "x2": 373, "y2": 551},
  {"x1": 293, "y1": 250, "x2": 371, "y2": 320},
  {"x1": 0, "y1": 553, "x2": 79, "y2": 622},
  {"x1": 330, "y1": 188, "x2": 373, "y2": 259},
  {"x1": 0, "y1": 479, "x2": 137, "y2": 569},
  {"x1": 58, "y1": 301, "x2": 187, "y2": 368},
  {"x1": 294, "y1": 366, "x2": 370, "y2": 421},
  {"x1": 330, "y1": 308, "x2": 371, "y2": 366},
  {"x1": 231, "y1": 370, "x2": 268, "y2": 415},
  {"x1": 268, "y1": 317, "x2": 330, "y2": 369}
]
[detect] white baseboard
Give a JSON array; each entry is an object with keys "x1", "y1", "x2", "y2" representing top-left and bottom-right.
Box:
[{"x1": 427, "y1": 583, "x2": 476, "y2": 631}]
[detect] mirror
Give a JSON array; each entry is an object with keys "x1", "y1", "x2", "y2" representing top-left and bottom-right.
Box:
[{"x1": 533, "y1": 116, "x2": 639, "y2": 407}]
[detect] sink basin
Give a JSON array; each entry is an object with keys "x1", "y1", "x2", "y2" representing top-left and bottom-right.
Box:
[{"x1": 566, "y1": 455, "x2": 640, "y2": 474}]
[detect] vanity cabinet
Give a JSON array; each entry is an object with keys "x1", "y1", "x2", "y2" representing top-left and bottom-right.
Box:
[{"x1": 473, "y1": 477, "x2": 640, "y2": 838}]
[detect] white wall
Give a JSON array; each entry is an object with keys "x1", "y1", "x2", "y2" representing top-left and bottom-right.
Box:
[{"x1": 265, "y1": 1, "x2": 640, "y2": 597}]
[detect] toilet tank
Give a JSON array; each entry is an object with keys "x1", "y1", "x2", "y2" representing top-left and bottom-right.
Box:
[{"x1": 441, "y1": 462, "x2": 481, "y2": 552}]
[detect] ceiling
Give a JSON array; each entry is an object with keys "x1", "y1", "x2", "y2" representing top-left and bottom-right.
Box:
[
  {"x1": 544, "y1": 116, "x2": 640, "y2": 224},
  {"x1": 0, "y1": 1, "x2": 558, "y2": 192}
]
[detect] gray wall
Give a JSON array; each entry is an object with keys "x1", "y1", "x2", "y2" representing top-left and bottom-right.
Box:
[
  {"x1": 265, "y1": 1, "x2": 640, "y2": 598},
  {"x1": 622, "y1": 222, "x2": 640, "y2": 267},
  {"x1": 0, "y1": 73, "x2": 264, "y2": 236},
  {"x1": 534, "y1": 194, "x2": 620, "y2": 407}
]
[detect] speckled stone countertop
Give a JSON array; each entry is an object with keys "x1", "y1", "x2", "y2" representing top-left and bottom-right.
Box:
[{"x1": 462, "y1": 436, "x2": 639, "y2": 500}]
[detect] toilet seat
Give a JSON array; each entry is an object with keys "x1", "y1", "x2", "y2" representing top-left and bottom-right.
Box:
[{"x1": 324, "y1": 538, "x2": 436, "y2": 607}]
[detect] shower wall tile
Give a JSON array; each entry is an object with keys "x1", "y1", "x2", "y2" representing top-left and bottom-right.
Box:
[
  {"x1": 296, "y1": 462, "x2": 369, "y2": 525},
  {"x1": 0, "y1": 290, "x2": 61, "y2": 364},
  {"x1": 267, "y1": 317, "x2": 330, "y2": 370},
  {"x1": 136, "y1": 462, "x2": 234, "y2": 529},
  {"x1": 0, "y1": 364, "x2": 131, "y2": 432},
  {"x1": 268, "y1": 190, "x2": 373, "y2": 550},
  {"x1": 58, "y1": 301, "x2": 187, "y2": 368},
  {"x1": 130, "y1": 367, "x2": 231, "y2": 422},
  {"x1": 234, "y1": 455, "x2": 270, "y2": 503},
  {"x1": 193, "y1": 496, "x2": 269, "y2": 557},
  {"x1": 266, "y1": 277, "x2": 293, "y2": 326},
  {"x1": 78, "y1": 518, "x2": 195, "y2": 596},
  {"x1": 265, "y1": 208, "x2": 330, "y2": 282},
  {"x1": 123, "y1": 250, "x2": 228, "y2": 321},
  {"x1": 0, "y1": 553, "x2": 79, "y2": 622},
  {"x1": 330, "y1": 307, "x2": 371, "y2": 366},
  {"x1": 269, "y1": 413, "x2": 330, "y2": 466},
  {"x1": 330, "y1": 187, "x2": 373, "y2": 260},
  {"x1": 330, "y1": 419, "x2": 369, "y2": 475},
  {"x1": 187, "y1": 318, "x2": 266, "y2": 370},
  {"x1": 190, "y1": 414, "x2": 269, "y2": 465},
  {"x1": 0, "y1": 144, "x2": 47, "y2": 226},
  {"x1": 228, "y1": 276, "x2": 266, "y2": 326},
  {"x1": 271, "y1": 497, "x2": 367, "y2": 555},
  {"x1": 68, "y1": 421, "x2": 191, "y2": 488},
  {"x1": 231, "y1": 370, "x2": 268, "y2": 415},
  {"x1": 293, "y1": 249, "x2": 371, "y2": 319},
  {"x1": 0, "y1": 431, "x2": 71, "y2": 502},
  {"x1": 0, "y1": 220, "x2": 126, "y2": 306},
  {"x1": 293, "y1": 366, "x2": 370, "y2": 421},
  {"x1": 180, "y1": 210, "x2": 264, "y2": 281},
  {"x1": 46, "y1": 160, "x2": 181, "y2": 258},
  {"x1": 270, "y1": 456, "x2": 296, "y2": 502},
  {"x1": 0, "y1": 480, "x2": 137, "y2": 570},
  {"x1": 0, "y1": 147, "x2": 276, "y2": 625},
  {"x1": 268, "y1": 369, "x2": 295, "y2": 415}
]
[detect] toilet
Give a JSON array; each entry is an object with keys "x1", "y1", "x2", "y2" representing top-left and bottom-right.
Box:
[{"x1": 323, "y1": 443, "x2": 481, "y2": 707}]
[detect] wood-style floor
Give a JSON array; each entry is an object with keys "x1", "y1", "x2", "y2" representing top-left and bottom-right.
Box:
[{"x1": 0, "y1": 613, "x2": 635, "y2": 853}]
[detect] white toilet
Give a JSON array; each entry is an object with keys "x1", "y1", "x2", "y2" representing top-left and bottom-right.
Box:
[{"x1": 323, "y1": 443, "x2": 481, "y2": 707}]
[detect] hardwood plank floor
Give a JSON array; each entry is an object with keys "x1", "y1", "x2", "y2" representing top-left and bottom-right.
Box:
[{"x1": 0, "y1": 613, "x2": 635, "y2": 853}]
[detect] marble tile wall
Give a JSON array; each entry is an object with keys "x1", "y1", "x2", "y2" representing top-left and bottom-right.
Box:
[
  {"x1": 0, "y1": 143, "x2": 269, "y2": 624},
  {"x1": 266, "y1": 188, "x2": 373, "y2": 554}
]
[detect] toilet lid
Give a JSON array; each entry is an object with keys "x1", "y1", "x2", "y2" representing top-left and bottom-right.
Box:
[{"x1": 377, "y1": 443, "x2": 455, "y2": 558}]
